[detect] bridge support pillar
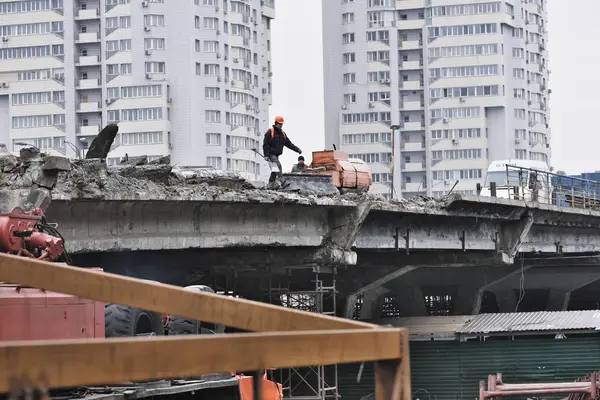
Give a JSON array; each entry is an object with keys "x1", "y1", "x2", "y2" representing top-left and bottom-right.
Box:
[
  {"x1": 493, "y1": 289, "x2": 519, "y2": 312},
  {"x1": 312, "y1": 201, "x2": 373, "y2": 266},
  {"x1": 547, "y1": 289, "x2": 569, "y2": 311},
  {"x1": 453, "y1": 286, "x2": 480, "y2": 315},
  {"x1": 497, "y1": 211, "x2": 534, "y2": 264},
  {"x1": 358, "y1": 287, "x2": 390, "y2": 320}
]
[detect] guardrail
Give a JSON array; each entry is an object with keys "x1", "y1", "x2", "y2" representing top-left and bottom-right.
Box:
[
  {"x1": 481, "y1": 165, "x2": 600, "y2": 210},
  {"x1": 0, "y1": 254, "x2": 411, "y2": 400}
]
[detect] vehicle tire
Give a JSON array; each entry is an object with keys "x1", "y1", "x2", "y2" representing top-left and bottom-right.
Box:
[
  {"x1": 167, "y1": 285, "x2": 225, "y2": 335},
  {"x1": 105, "y1": 304, "x2": 165, "y2": 338}
]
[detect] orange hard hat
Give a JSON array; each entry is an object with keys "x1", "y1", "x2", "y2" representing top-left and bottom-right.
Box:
[{"x1": 274, "y1": 116, "x2": 284, "y2": 124}]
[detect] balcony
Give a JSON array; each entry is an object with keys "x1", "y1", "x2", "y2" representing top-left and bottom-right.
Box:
[
  {"x1": 401, "y1": 100, "x2": 423, "y2": 111},
  {"x1": 77, "y1": 101, "x2": 100, "y2": 113},
  {"x1": 394, "y1": 19, "x2": 425, "y2": 30},
  {"x1": 75, "y1": 8, "x2": 99, "y2": 20},
  {"x1": 401, "y1": 121, "x2": 424, "y2": 131},
  {"x1": 78, "y1": 125, "x2": 100, "y2": 136},
  {"x1": 399, "y1": 40, "x2": 422, "y2": 50},
  {"x1": 400, "y1": 81, "x2": 422, "y2": 90},
  {"x1": 395, "y1": 0, "x2": 426, "y2": 10},
  {"x1": 402, "y1": 162, "x2": 425, "y2": 172},
  {"x1": 76, "y1": 32, "x2": 100, "y2": 43},
  {"x1": 402, "y1": 142, "x2": 424, "y2": 152},
  {"x1": 402, "y1": 182, "x2": 425, "y2": 192},
  {"x1": 77, "y1": 78, "x2": 100, "y2": 89},
  {"x1": 76, "y1": 55, "x2": 100, "y2": 66},
  {"x1": 401, "y1": 60, "x2": 422, "y2": 70},
  {"x1": 261, "y1": 0, "x2": 275, "y2": 19}
]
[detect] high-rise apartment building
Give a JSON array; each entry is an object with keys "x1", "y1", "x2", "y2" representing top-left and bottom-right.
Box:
[
  {"x1": 0, "y1": 0, "x2": 275, "y2": 180},
  {"x1": 323, "y1": 0, "x2": 550, "y2": 198}
]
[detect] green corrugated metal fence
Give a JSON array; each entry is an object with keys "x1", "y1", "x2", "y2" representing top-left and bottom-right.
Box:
[{"x1": 338, "y1": 338, "x2": 600, "y2": 400}]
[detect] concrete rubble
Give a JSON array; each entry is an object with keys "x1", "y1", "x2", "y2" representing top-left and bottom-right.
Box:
[{"x1": 0, "y1": 150, "x2": 448, "y2": 214}]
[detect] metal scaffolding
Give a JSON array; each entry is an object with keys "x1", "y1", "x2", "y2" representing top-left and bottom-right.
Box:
[{"x1": 261, "y1": 266, "x2": 340, "y2": 399}]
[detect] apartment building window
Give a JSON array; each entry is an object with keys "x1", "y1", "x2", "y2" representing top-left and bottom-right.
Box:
[
  {"x1": 513, "y1": 88, "x2": 525, "y2": 99},
  {"x1": 342, "y1": 12, "x2": 354, "y2": 24},
  {"x1": 120, "y1": 63, "x2": 132, "y2": 75},
  {"x1": 429, "y1": 2, "x2": 500, "y2": 16},
  {"x1": 431, "y1": 128, "x2": 481, "y2": 139},
  {"x1": 195, "y1": 16, "x2": 201, "y2": 28},
  {"x1": 204, "y1": 64, "x2": 219, "y2": 75},
  {"x1": 343, "y1": 132, "x2": 391, "y2": 145},
  {"x1": 119, "y1": 16, "x2": 131, "y2": 28},
  {"x1": 0, "y1": 0, "x2": 62, "y2": 13},
  {"x1": 430, "y1": 85, "x2": 499, "y2": 99},
  {"x1": 0, "y1": 22, "x2": 54, "y2": 36},
  {"x1": 206, "y1": 133, "x2": 221, "y2": 145},
  {"x1": 514, "y1": 109, "x2": 526, "y2": 119},
  {"x1": 515, "y1": 149, "x2": 527, "y2": 159},
  {"x1": 121, "y1": 108, "x2": 163, "y2": 121},
  {"x1": 205, "y1": 87, "x2": 220, "y2": 100},
  {"x1": 443, "y1": 148, "x2": 482, "y2": 160},
  {"x1": 432, "y1": 169, "x2": 482, "y2": 181},
  {"x1": 121, "y1": 85, "x2": 162, "y2": 98},
  {"x1": 428, "y1": 44, "x2": 498, "y2": 58},
  {"x1": 343, "y1": 52, "x2": 355, "y2": 64},
  {"x1": 0, "y1": 45, "x2": 57, "y2": 60},
  {"x1": 512, "y1": 27, "x2": 523, "y2": 38},
  {"x1": 428, "y1": 23, "x2": 497, "y2": 40},
  {"x1": 515, "y1": 129, "x2": 527, "y2": 140},
  {"x1": 145, "y1": 61, "x2": 166, "y2": 74},
  {"x1": 144, "y1": 15, "x2": 164, "y2": 27},
  {"x1": 343, "y1": 94, "x2": 356, "y2": 104},
  {"x1": 196, "y1": 63, "x2": 201, "y2": 75},
  {"x1": 204, "y1": 41, "x2": 219, "y2": 52},
  {"x1": 107, "y1": 87, "x2": 119, "y2": 99},
  {"x1": 342, "y1": 33, "x2": 355, "y2": 44},
  {"x1": 12, "y1": 115, "x2": 54, "y2": 129},
  {"x1": 144, "y1": 38, "x2": 165, "y2": 50},
  {"x1": 205, "y1": 110, "x2": 221, "y2": 123},
  {"x1": 203, "y1": 0, "x2": 216, "y2": 5},
  {"x1": 206, "y1": 157, "x2": 222, "y2": 169},
  {"x1": 204, "y1": 17, "x2": 219, "y2": 29},
  {"x1": 367, "y1": 50, "x2": 389, "y2": 63},
  {"x1": 430, "y1": 107, "x2": 480, "y2": 119},
  {"x1": 368, "y1": 91, "x2": 391, "y2": 102},
  {"x1": 367, "y1": 71, "x2": 390, "y2": 83},
  {"x1": 12, "y1": 92, "x2": 52, "y2": 105},
  {"x1": 513, "y1": 68, "x2": 525, "y2": 79},
  {"x1": 342, "y1": 112, "x2": 389, "y2": 124},
  {"x1": 122, "y1": 132, "x2": 163, "y2": 145},
  {"x1": 107, "y1": 110, "x2": 120, "y2": 122},
  {"x1": 512, "y1": 48, "x2": 524, "y2": 58},
  {"x1": 12, "y1": 136, "x2": 64, "y2": 153},
  {"x1": 530, "y1": 152, "x2": 547, "y2": 162},
  {"x1": 343, "y1": 73, "x2": 356, "y2": 85},
  {"x1": 429, "y1": 65, "x2": 498, "y2": 79},
  {"x1": 120, "y1": 39, "x2": 131, "y2": 51}
]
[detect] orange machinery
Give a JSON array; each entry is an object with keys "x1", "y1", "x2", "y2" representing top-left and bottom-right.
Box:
[{"x1": 309, "y1": 150, "x2": 372, "y2": 193}]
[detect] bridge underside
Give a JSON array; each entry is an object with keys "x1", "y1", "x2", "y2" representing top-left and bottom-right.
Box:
[
  {"x1": 71, "y1": 248, "x2": 600, "y2": 317},
  {"x1": 51, "y1": 195, "x2": 600, "y2": 317}
]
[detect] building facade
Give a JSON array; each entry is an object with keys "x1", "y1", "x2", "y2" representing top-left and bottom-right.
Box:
[
  {"x1": 0, "y1": 0, "x2": 275, "y2": 180},
  {"x1": 323, "y1": 0, "x2": 550, "y2": 198}
]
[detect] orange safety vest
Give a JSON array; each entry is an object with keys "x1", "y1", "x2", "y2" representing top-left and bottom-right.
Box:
[{"x1": 270, "y1": 127, "x2": 286, "y2": 140}]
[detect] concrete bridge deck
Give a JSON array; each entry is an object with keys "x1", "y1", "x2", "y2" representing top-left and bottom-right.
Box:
[{"x1": 4, "y1": 154, "x2": 600, "y2": 317}]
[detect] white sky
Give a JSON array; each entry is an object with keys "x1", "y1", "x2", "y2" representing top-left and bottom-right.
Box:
[{"x1": 270, "y1": 0, "x2": 594, "y2": 175}]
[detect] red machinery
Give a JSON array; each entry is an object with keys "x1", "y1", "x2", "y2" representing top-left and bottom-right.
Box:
[
  {"x1": 0, "y1": 206, "x2": 283, "y2": 399},
  {"x1": 480, "y1": 373, "x2": 599, "y2": 400},
  {"x1": 0, "y1": 207, "x2": 105, "y2": 341}
]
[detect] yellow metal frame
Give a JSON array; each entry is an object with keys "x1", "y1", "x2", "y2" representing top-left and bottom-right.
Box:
[{"x1": 0, "y1": 253, "x2": 411, "y2": 400}]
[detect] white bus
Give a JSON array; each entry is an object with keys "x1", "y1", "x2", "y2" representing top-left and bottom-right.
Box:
[{"x1": 480, "y1": 159, "x2": 553, "y2": 203}]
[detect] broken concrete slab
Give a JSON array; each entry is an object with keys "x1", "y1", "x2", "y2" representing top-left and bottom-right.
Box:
[
  {"x1": 43, "y1": 156, "x2": 71, "y2": 172},
  {"x1": 85, "y1": 124, "x2": 118, "y2": 159},
  {"x1": 20, "y1": 147, "x2": 41, "y2": 161},
  {"x1": 25, "y1": 187, "x2": 52, "y2": 211}
]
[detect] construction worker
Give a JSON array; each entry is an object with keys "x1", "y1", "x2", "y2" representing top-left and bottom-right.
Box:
[
  {"x1": 291, "y1": 156, "x2": 308, "y2": 173},
  {"x1": 262, "y1": 116, "x2": 302, "y2": 183}
]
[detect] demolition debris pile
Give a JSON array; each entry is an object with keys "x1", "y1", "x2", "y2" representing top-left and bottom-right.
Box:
[{"x1": 0, "y1": 148, "x2": 446, "y2": 214}]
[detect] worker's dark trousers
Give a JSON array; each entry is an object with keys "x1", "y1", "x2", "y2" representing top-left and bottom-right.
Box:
[{"x1": 267, "y1": 154, "x2": 282, "y2": 183}]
